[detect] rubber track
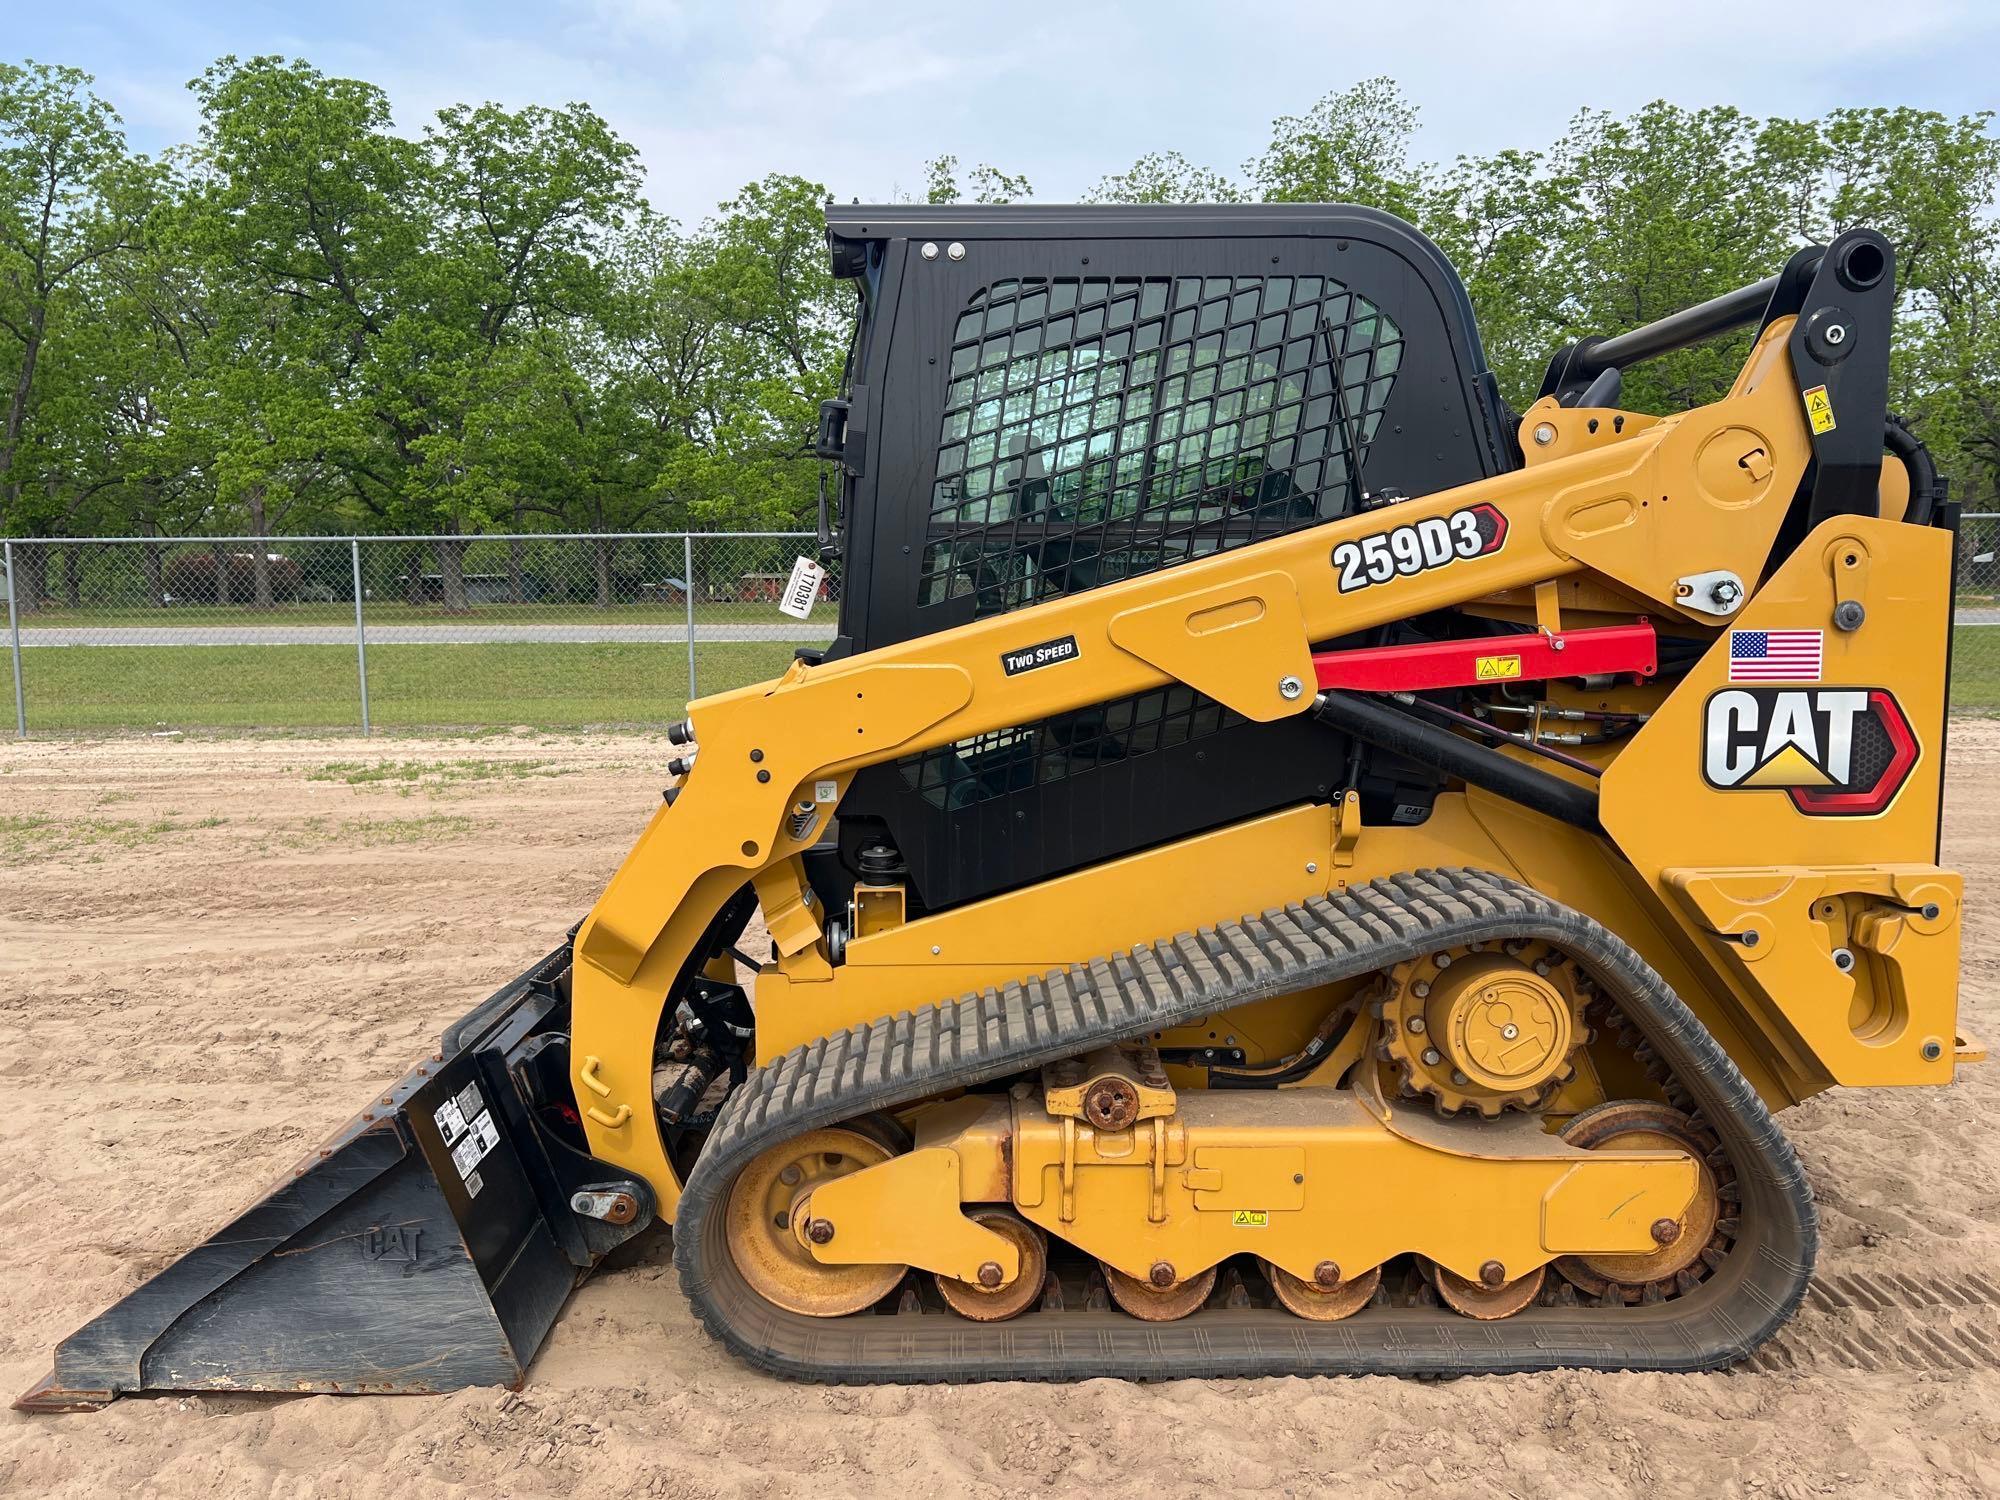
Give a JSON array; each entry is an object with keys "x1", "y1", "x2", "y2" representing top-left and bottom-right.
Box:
[{"x1": 675, "y1": 868, "x2": 1817, "y2": 1381}]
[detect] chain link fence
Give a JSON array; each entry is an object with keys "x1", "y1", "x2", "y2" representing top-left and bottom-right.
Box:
[
  {"x1": 0, "y1": 533, "x2": 825, "y2": 734},
  {"x1": 5, "y1": 521, "x2": 2000, "y2": 736}
]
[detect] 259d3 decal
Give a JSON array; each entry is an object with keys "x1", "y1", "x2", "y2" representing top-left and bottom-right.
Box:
[
  {"x1": 1331, "y1": 503, "x2": 1508, "y2": 593},
  {"x1": 1701, "y1": 686, "x2": 1919, "y2": 816}
]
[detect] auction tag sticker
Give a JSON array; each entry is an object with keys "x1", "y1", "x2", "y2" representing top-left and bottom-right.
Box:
[{"x1": 779, "y1": 556, "x2": 826, "y2": 619}]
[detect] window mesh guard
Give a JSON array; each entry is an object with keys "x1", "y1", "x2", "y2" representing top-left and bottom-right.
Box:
[
  {"x1": 900, "y1": 273, "x2": 1402, "y2": 812},
  {"x1": 921, "y1": 273, "x2": 1404, "y2": 615}
]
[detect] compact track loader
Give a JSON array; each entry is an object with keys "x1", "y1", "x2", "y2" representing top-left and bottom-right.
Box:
[{"x1": 23, "y1": 203, "x2": 1979, "y2": 1405}]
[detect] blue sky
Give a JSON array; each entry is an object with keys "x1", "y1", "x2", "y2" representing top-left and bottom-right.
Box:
[{"x1": 16, "y1": 1, "x2": 2000, "y2": 225}]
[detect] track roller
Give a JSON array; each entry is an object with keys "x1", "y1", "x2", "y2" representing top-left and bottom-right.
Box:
[
  {"x1": 933, "y1": 1212, "x2": 1048, "y2": 1322},
  {"x1": 1425, "y1": 1257, "x2": 1546, "y2": 1319},
  {"x1": 1263, "y1": 1260, "x2": 1381, "y2": 1321},
  {"x1": 1101, "y1": 1261, "x2": 1217, "y2": 1321}
]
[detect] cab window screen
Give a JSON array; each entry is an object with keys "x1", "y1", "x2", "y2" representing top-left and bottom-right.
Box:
[{"x1": 919, "y1": 273, "x2": 1404, "y2": 615}]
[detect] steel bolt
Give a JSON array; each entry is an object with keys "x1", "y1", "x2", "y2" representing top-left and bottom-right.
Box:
[
  {"x1": 1501, "y1": 1024, "x2": 1520, "y2": 1040},
  {"x1": 920, "y1": 241, "x2": 939, "y2": 260},
  {"x1": 1422, "y1": 1047, "x2": 1442, "y2": 1067},
  {"x1": 807, "y1": 1218, "x2": 835, "y2": 1245},
  {"x1": 1279, "y1": 675, "x2": 1305, "y2": 700},
  {"x1": 1921, "y1": 1038, "x2": 1944, "y2": 1062},
  {"x1": 1149, "y1": 1261, "x2": 1176, "y2": 1288},
  {"x1": 1479, "y1": 1259, "x2": 1507, "y2": 1288},
  {"x1": 1651, "y1": 1217, "x2": 1683, "y2": 1246},
  {"x1": 1533, "y1": 422, "x2": 1556, "y2": 446},
  {"x1": 1313, "y1": 1260, "x2": 1342, "y2": 1289},
  {"x1": 1711, "y1": 578, "x2": 1743, "y2": 609},
  {"x1": 1406, "y1": 1015, "x2": 1426, "y2": 1034},
  {"x1": 977, "y1": 1261, "x2": 1005, "y2": 1288},
  {"x1": 1831, "y1": 948, "x2": 1855, "y2": 973},
  {"x1": 1922, "y1": 903, "x2": 1941, "y2": 921},
  {"x1": 947, "y1": 242, "x2": 966, "y2": 261},
  {"x1": 779, "y1": 1164, "x2": 801, "y2": 1186}
]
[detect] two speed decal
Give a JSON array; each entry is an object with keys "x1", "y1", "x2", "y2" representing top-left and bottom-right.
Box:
[{"x1": 1331, "y1": 502, "x2": 1508, "y2": 593}]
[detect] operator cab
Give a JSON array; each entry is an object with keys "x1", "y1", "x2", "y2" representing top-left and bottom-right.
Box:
[{"x1": 809, "y1": 204, "x2": 1517, "y2": 913}]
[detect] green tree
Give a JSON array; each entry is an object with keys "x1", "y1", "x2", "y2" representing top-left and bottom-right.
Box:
[
  {"x1": 923, "y1": 154, "x2": 1033, "y2": 205},
  {"x1": 186, "y1": 58, "x2": 644, "y2": 609},
  {"x1": 0, "y1": 60, "x2": 147, "y2": 610},
  {"x1": 1767, "y1": 107, "x2": 2000, "y2": 505},
  {"x1": 1084, "y1": 150, "x2": 1241, "y2": 204},
  {"x1": 1247, "y1": 76, "x2": 1426, "y2": 219}
]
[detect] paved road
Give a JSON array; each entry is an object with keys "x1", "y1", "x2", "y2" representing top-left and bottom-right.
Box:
[
  {"x1": 1955, "y1": 609, "x2": 2000, "y2": 626},
  {"x1": 16, "y1": 622, "x2": 833, "y2": 647}
]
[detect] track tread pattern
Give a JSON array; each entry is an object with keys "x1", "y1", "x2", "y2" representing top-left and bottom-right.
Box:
[{"x1": 675, "y1": 868, "x2": 1818, "y2": 1382}]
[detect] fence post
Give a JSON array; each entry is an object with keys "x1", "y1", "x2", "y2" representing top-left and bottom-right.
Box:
[
  {"x1": 4, "y1": 541, "x2": 23, "y2": 738},
  {"x1": 684, "y1": 534, "x2": 698, "y2": 702},
  {"x1": 351, "y1": 539, "x2": 372, "y2": 735}
]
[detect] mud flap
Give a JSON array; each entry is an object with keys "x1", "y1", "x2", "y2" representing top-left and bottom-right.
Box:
[{"x1": 17, "y1": 943, "x2": 653, "y2": 1409}]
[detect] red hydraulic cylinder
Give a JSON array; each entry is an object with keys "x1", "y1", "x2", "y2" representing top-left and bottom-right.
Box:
[{"x1": 1311, "y1": 623, "x2": 1657, "y2": 693}]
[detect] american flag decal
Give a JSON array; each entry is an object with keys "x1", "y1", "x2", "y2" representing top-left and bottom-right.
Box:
[{"x1": 1728, "y1": 629, "x2": 1823, "y2": 682}]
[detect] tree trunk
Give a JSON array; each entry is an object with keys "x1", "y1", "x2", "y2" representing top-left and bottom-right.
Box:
[
  {"x1": 140, "y1": 541, "x2": 165, "y2": 608},
  {"x1": 246, "y1": 486, "x2": 274, "y2": 610},
  {"x1": 0, "y1": 304, "x2": 46, "y2": 531},
  {"x1": 594, "y1": 536, "x2": 617, "y2": 609},
  {"x1": 211, "y1": 543, "x2": 233, "y2": 606},
  {"x1": 60, "y1": 543, "x2": 81, "y2": 609},
  {"x1": 508, "y1": 503, "x2": 527, "y2": 603},
  {"x1": 10, "y1": 541, "x2": 46, "y2": 617},
  {"x1": 435, "y1": 536, "x2": 471, "y2": 614}
]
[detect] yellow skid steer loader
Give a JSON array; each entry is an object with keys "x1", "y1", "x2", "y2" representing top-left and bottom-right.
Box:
[{"x1": 21, "y1": 204, "x2": 1976, "y2": 1404}]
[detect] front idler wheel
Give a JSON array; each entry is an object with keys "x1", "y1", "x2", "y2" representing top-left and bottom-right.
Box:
[{"x1": 723, "y1": 1127, "x2": 907, "y2": 1317}]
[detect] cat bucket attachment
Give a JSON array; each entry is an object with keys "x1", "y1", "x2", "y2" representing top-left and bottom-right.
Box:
[{"x1": 16, "y1": 945, "x2": 650, "y2": 1410}]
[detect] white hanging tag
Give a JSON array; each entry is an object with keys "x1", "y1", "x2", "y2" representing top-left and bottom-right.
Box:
[{"x1": 779, "y1": 556, "x2": 826, "y2": 620}]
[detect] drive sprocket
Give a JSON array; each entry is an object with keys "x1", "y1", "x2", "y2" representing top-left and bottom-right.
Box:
[{"x1": 1376, "y1": 940, "x2": 1591, "y2": 1116}]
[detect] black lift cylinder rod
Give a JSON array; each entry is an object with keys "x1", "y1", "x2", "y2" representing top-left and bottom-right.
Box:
[{"x1": 1313, "y1": 690, "x2": 1603, "y2": 834}]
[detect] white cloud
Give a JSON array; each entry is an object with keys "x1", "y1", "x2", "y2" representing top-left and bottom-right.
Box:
[{"x1": 19, "y1": 0, "x2": 1997, "y2": 224}]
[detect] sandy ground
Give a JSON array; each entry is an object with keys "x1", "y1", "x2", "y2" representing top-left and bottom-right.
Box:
[{"x1": 2, "y1": 727, "x2": 1998, "y2": 1500}]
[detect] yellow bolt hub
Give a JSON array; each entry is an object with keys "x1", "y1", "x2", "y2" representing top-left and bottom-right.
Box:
[
  {"x1": 1379, "y1": 943, "x2": 1589, "y2": 1115},
  {"x1": 1429, "y1": 953, "x2": 1573, "y2": 1093}
]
